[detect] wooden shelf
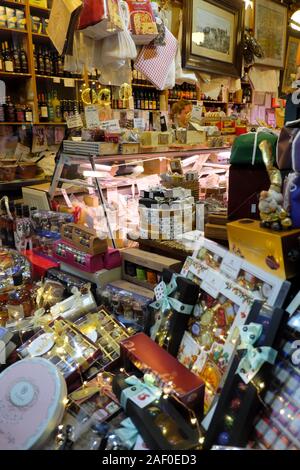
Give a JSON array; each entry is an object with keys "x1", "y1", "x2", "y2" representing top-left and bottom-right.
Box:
[
  {"x1": 36, "y1": 74, "x2": 82, "y2": 81},
  {"x1": 203, "y1": 100, "x2": 227, "y2": 104},
  {"x1": 0, "y1": 177, "x2": 47, "y2": 191},
  {"x1": 34, "y1": 122, "x2": 66, "y2": 125},
  {"x1": 0, "y1": 121, "x2": 32, "y2": 125},
  {"x1": 168, "y1": 98, "x2": 197, "y2": 103},
  {"x1": 0, "y1": 26, "x2": 27, "y2": 35},
  {"x1": 132, "y1": 83, "x2": 155, "y2": 89},
  {"x1": 0, "y1": 0, "x2": 25, "y2": 7},
  {"x1": 0, "y1": 71, "x2": 31, "y2": 78},
  {"x1": 30, "y1": 5, "x2": 50, "y2": 14}
]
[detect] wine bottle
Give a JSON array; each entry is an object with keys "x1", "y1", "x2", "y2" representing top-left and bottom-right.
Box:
[
  {"x1": 4, "y1": 42, "x2": 14, "y2": 73},
  {"x1": 19, "y1": 45, "x2": 28, "y2": 73},
  {"x1": 57, "y1": 54, "x2": 64, "y2": 77},
  {"x1": 38, "y1": 47, "x2": 45, "y2": 75},
  {"x1": 15, "y1": 103, "x2": 25, "y2": 122},
  {"x1": 39, "y1": 94, "x2": 49, "y2": 122},
  {"x1": 12, "y1": 45, "x2": 21, "y2": 73},
  {"x1": 44, "y1": 48, "x2": 51, "y2": 76},
  {"x1": 25, "y1": 104, "x2": 33, "y2": 122},
  {"x1": 47, "y1": 93, "x2": 54, "y2": 121},
  {"x1": 5, "y1": 96, "x2": 16, "y2": 122}
]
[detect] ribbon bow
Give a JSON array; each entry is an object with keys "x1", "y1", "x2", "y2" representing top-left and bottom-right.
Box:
[
  {"x1": 236, "y1": 322, "x2": 277, "y2": 384},
  {"x1": 114, "y1": 418, "x2": 139, "y2": 449},
  {"x1": 150, "y1": 275, "x2": 194, "y2": 339},
  {"x1": 120, "y1": 375, "x2": 161, "y2": 410}
]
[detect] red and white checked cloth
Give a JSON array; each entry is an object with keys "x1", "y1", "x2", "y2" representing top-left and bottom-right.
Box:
[{"x1": 134, "y1": 28, "x2": 178, "y2": 90}]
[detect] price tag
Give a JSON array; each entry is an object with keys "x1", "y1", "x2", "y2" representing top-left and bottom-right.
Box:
[
  {"x1": 200, "y1": 269, "x2": 224, "y2": 299},
  {"x1": 100, "y1": 119, "x2": 120, "y2": 131},
  {"x1": 85, "y1": 105, "x2": 100, "y2": 129},
  {"x1": 129, "y1": 387, "x2": 157, "y2": 408},
  {"x1": 133, "y1": 118, "x2": 145, "y2": 130},
  {"x1": 220, "y1": 253, "x2": 242, "y2": 280},
  {"x1": 53, "y1": 77, "x2": 60, "y2": 84},
  {"x1": 66, "y1": 114, "x2": 83, "y2": 129},
  {"x1": 61, "y1": 188, "x2": 72, "y2": 208},
  {"x1": 191, "y1": 104, "x2": 203, "y2": 122},
  {"x1": 64, "y1": 78, "x2": 75, "y2": 88}
]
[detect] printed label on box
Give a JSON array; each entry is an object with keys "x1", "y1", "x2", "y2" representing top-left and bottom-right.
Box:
[
  {"x1": 201, "y1": 269, "x2": 225, "y2": 299},
  {"x1": 220, "y1": 253, "x2": 242, "y2": 280}
]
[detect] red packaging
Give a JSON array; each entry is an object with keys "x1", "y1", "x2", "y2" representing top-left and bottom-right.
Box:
[
  {"x1": 78, "y1": 0, "x2": 123, "y2": 39},
  {"x1": 126, "y1": 0, "x2": 157, "y2": 35},
  {"x1": 120, "y1": 332, "x2": 205, "y2": 417}
]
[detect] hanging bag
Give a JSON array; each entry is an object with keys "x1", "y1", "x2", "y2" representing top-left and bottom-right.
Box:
[
  {"x1": 99, "y1": 0, "x2": 137, "y2": 70},
  {"x1": 78, "y1": 0, "x2": 124, "y2": 39}
]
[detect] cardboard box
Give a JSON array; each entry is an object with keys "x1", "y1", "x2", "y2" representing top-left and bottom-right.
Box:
[
  {"x1": 113, "y1": 374, "x2": 200, "y2": 450},
  {"x1": 191, "y1": 237, "x2": 290, "y2": 308},
  {"x1": 140, "y1": 131, "x2": 159, "y2": 147},
  {"x1": 227, "y1": 219, "x2": 300, "y2": 279},
  {"x1": 120, "y1": 333, "x2": 205, "y2": 417}
]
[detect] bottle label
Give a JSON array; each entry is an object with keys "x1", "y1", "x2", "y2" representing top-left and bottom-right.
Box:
[
  {"x1": 41, "y1": 106, "x2": 48, "y2": 118},
  {"x1": 25, "y1": 111, "x2": 32, "y2": 122},
  {"x1": 5, "y1": 61, "x2": 13, "y2": 72}
]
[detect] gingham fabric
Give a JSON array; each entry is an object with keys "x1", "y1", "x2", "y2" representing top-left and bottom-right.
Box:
[{"x1": 134, "y1": 27, "x2": 178, "y2": 90}]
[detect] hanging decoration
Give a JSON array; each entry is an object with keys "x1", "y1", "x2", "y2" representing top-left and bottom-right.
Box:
[{"x1": 241, "y1": 32, "x2": 264, "y2": 66}]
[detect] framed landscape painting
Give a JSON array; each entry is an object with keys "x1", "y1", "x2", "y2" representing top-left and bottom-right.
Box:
[
  {"x1": 254, "y1": 0, "x2": 288, "y2": 68},
  {"x1": 182, "y1": 0, "x2": 244, "y2": 77},
  {"x1": 281, "y1": 33, "x2": 300, "y2": 94}
]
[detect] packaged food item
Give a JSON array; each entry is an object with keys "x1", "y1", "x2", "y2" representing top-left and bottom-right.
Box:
[
  {"x1": 0, "y1": 6, "x2": 7, "y2": 27},
  {"x1": 5, "y1": 7, "x2": 17, "y2": 29}
]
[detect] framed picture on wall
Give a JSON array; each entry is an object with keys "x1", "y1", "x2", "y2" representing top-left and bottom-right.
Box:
[
  {"x1": 182, "y1": 0, "x2": 244, "y2": 77},
  {"x1": 281, "y1": 33, "x2": 300, "y2": 94},
  {"x1": 254, "y1": 0, "x2": 288, "y2": 68}
]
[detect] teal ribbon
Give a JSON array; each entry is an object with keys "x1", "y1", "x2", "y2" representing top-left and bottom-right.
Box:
[
  {"x1": 114, "y1": 418, "x2": 139, "y2": 449},
  {"x1": 150, "y1": 276, "x2": 178, "y2": 313},
  {"x1": 236, "y1": 322, "x2": 278, "y2": 384},
  {"x1": 120, "y1": 375, "x2": 161, "y2": 410},
  {"x1": 150, "y1": 275, "x2": 194, "y2": 340}
]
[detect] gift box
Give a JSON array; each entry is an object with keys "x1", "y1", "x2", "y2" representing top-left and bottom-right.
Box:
[
  {"x1": 178, "y1": 261, "x2": 256, "y2": 412},
  {"x1": 17, "y1": 317, "x2": 102, "y2": 387},
  {"x1": 112, "y1": 374, "x2": 200, "y2": 450},
  {"x1": 203, "y1": 301, "x2": 286, "y2": 449},
  {"x1": 227, "y1": 219, "x2": 300, "y2": 279},
  {"x1": 190, "y1": 237, "x2": 290, "y2": 308},
  {"x1": 120, "y1": 332, "x2": 205, "y2": 417},
  {"x1": 126, "y1": 0, "x2": 158, "y2": 45}
]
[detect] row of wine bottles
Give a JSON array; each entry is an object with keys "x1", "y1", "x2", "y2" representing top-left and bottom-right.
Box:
[{"x1": 0, "y1": 41, "x2": 28, "y2": 73}]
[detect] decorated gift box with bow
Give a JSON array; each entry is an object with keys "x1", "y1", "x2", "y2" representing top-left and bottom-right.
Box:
[{"x1": 202, "y1": 300, "x2": 286, "y2": 449}]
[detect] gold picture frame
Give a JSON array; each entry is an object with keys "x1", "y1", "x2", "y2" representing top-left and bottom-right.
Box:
[
  {"x1": 281, "y1": 33, "x2": 300, "y2": 95},
  {"x1": 254, "y1": 0, "x2": 288, "y2": 68},
  {"x1": 182, "y1": 0, "x2": 244, "y2": 77}
]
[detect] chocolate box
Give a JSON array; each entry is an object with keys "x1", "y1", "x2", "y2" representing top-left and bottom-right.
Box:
[
  {"x1": 112, "y1": 374, "x2": 200, "y2": 450},
  {"x1": 120, "y1": 333, "x2": 205, "y2": 417},
  {"x1": 227, "y1": 219, "x2": 300, "y2": 279},
  {"x1": 190, "y1": 237, "x2": 290, "y2": 308}
]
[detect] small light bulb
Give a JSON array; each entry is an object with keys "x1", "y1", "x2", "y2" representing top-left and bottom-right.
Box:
[
  {"x1": 259, "y1": 382, "x2": 265, "y2": 389},
  {"x1": 199, "y1": 437, "x2": 205, "y2": 444},
  {"x1": 191, "y1": 417, "x2": 197, "y2": 425}
]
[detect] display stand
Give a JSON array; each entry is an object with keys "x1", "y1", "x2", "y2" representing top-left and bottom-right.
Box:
[{"x1": 49, "y1": 151, "x2": 116, "y2": 249}]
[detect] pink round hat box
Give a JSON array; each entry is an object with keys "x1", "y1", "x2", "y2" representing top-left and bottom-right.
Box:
[{"x1": 0, "y1": 358, "x2": 67, "y2": 450}]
